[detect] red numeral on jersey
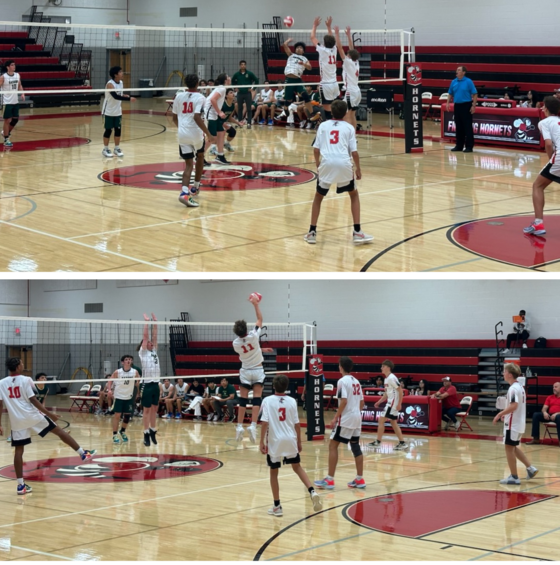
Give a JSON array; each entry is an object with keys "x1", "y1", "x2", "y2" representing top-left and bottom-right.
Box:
[
  {"x1": 241, "y1": 343, "x2": 255, "y2": 354},
  {"x1": 328, "y1": 55, "x2": 336, "y2": 64},
  {"x1": 182, "y1": 101, "x2": 194, "y2": 114},
  {"x1": 278, "y1": 407, "x2": 286, "y2": 421},
  {"x1": 329, "y1": 130, "x2": 339, "y2": 144},
  {"x1": 352, "y1": 383, "x2": 361, "y2": 395},
  {"x1": 8, "y1": 386, "x2": 21, "y2": 399}
]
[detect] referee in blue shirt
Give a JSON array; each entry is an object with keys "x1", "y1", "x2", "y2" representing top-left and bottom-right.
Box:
[{"x1": 446, "y1": 66, "x2": 478, "y2": 152}]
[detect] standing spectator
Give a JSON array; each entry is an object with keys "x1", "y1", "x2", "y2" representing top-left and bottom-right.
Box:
[
  {"x1": 232, "y1": 60, "x2": 258, "y2": 129},
  {"x1": 446, "y1": 66, "x2": 478, "y2": 153},
  {"x1": 369, "y1": 360, "x2": 408, "y2": 450},
  {"x1": 431, "y1": 377, "x2": 462, "y2": 430},
  {"x1": 260, "y1": 374, "x2": 322, "y2": 516},
  {"x1": 503, "y1": 310, "x2": 531, "y2": 353},
  {"x1": 493, "y1": 363, "x2": 538, "y2": 485},
  {"x1": 212, "y1": 378, "x2": 238, "y2": 422},
  {"x1": 523, "y1": 96, "x2": 560, "y2": 237},
  {"x1": 527, "y1": 382, "x2": 560, "y2": 445}
]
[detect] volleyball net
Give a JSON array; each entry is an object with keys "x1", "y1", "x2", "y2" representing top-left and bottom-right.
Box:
[
  {"x1": 0, "y1": 316, "x2": 317, "y2": 393},
  {"x1": 0, "y1": 18, "x2": 414, "y2": 100}
]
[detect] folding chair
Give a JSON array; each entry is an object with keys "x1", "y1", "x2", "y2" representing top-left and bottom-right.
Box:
[
  {"x1": 324, "y1": 383, "x2": 336, "y2": 410},
  {"x1": 69, "y1": 383, "x2": 91, "y2": 411},
  {"x1": 431, "y1": 93, "x2": 449, "y2": 121},
  {"x1": 421, "y1": 92, "x2": 433, "y2": 119},
  {"x1": 456, "y1": 396, "x2": 473, "y2": 432},
  {"x1": 543, "y1": 422, "x2": 558, "y2": 443}
]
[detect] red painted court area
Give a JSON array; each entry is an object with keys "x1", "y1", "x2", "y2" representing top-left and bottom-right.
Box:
[
  {"x1": 344, "y1": 490, "x2": 554, "y2": 537},
  {"x1": 451, "y1": 216, "x2": 560, "y2": 268}
]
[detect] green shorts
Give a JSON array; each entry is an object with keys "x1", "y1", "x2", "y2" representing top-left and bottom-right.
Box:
[
  {"x1": 104, "y1": 115, "x2": 122, "y2": 129},
  {"x1": 3, "y1": 104, "x2": 19, "y2": 119},
  {"x1": 284, "y1": 77, "x2": 305, "y2": 104},
  {"x1": 113, "y1": 397, "x2": 134, "y2": 414},
  {"x1": 207, "y1": 119, "x2": 224, "y2": 136},
  {"x1": 141, "y1": 382, "x2": 160, "y2": 408}
]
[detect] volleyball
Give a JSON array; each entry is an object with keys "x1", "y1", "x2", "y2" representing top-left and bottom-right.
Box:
[
  {"x1": 283, "y1": 16, "x2": 294, "y2": 28},
  {"x1": 249, "y1": 292, "x2": 262, "y2": 303}
]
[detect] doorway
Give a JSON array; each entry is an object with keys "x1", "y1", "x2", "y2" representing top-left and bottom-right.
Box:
[
  {"x1": 108, "y1": 49, "x2": 131, "y2": 89},
  {"x1": 7, "y1": 346, "x2": 33, "y2": 376}
]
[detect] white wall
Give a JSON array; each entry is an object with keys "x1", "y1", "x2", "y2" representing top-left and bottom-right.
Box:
[
  {"x1": 18, "y1": 279, "x2": 560, "y2": 341},
  {"x1": 0, "y1": 281, "x2": 28, "y2": 317},
  {"x1": 127, "y1": 0, "x2": 559, "y2": 46}
]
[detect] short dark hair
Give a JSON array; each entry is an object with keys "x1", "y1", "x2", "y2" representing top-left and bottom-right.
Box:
[
  {"x1": 35, "y1": 372, "x2": 48, "y2": 379},
  {"x1": 331, "y1": 99, "x2": 348, "y2": 120},
  {"x1": 273, "y1": 374, "x2": 289, "y2": 393},
  {"x1": 221, "y1": 377, "x2": 228, "y2": 383},
  {"x1": 239, "y1": 60, "x2": 246, "y2": 65},
  {"x1": 4, "y1": 60, "x2": 15, "y2": 71},
  {"x1": 519, "y1": 309, "x2": 527, "y2": 316},
  {"x1": 459, "y1": 65, "x2": 467, "y2": 73},
  {"x1": 5, "y1": 357, "x2": 21, "y2": 372},
  {"x1": 185, "y1": 73, "x2": 199, "y2": 89},
  {"x1": 323, "y1": 34, "x2": 336, "y2": 49},
  {"x1": 109, "y1": 66, "x2": 122, "y2": 80},
  {"x1": 225, "y1": 88, "x2": 234, "y2": 96},
  {"x1": 294, "y1": 41, "x2": 306, "y2": 51},
  {"x1": 120, "y1": 354, "x2": 133, "y2": 362},
  {"x1": 233, "y1": 319, "x2": 247, "y2": 337},
  {"x1": 348, "y1": 49, "x2": 359, "y2": 62},
  {"x1": 544, "y1": 96, "x2": 560, "y2": 115},
  {"x1": 382, "y1": 359, "x2": 395, "y2": 371},
  {"x1": 339, "y1": 356, "x2": 354, "y2": 373},
  {"x1": 215, "y1": 73, "x2": 228, "y2": 86}
]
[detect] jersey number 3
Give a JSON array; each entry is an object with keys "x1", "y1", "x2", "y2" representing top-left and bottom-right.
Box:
[
  {"x1": 329, "y1": 130, "x2": 339, "y2": 144},
  {"x1": 8, "y1": 386, "x2": 21, "y2": 399},
  {"x1": 182, "y1": 101, "x2": 194, "y2": 114},
  {"x1": 278, "y1": 407, "x2": 286, "y2": 421}
]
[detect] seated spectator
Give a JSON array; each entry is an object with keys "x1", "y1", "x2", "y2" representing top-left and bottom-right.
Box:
[
  {"x1": 199, "y1": 79, "x2": 208, "y2": 96},
  {"x1": 184, "y1": 378, "x2": 205, "y2": 421},
  {"x1": 503, "y1": 310, "x2": 530, "y2": 353},
  {"x1": 527, "y1": 382, "x2": 560, "y2": 445},
  {"x1": 34, "y1": 373, "x2": 49, "y2": 406},
  {"x1": 160, "y1": 378, "x2": 175, "y2": 418},
  {"x1": 254, "y1": 82, "x2": 274, "y2": 125},
  {"x1": 554, "y1": 88, "x2": 560, "y2": 101},
  {"x1": 201, "y1": 380, "x2": 219, "y2": 420},
  {"x1": 431, "y1": 377, "x2": 461, "y2": 431},
  {"x1": 173, "y1": 378, "x2": 188, "y2": 419},
  {"x1": 503, "y1": 91, "x2": 511, "y2": 100},
  {"x1": 212, "y1": 377, "x2": 238, "y2": 422},
  {"x1": 522, "y1": 90, "x2": 535, "y2": 108},
  {"x1": 414, "y1": 379, "x2": 428, "y2": 396},
  {"x1": 272, "y1": 82, "x2": 284, "y2": 117},
  {"x1": 297, "y1": 85, "x2": 323, "y2": 129},
  {"x1": 375, "y1": 376, "x2": 384, "y2": 390}
]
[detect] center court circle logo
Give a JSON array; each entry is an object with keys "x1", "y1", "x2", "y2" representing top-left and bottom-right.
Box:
[
  {"x1": 0, "y1": 454, "x2": 222, "y2": 483},
  {"x1": 98, "y1": 162, "x2": 317, "y2": 191}
]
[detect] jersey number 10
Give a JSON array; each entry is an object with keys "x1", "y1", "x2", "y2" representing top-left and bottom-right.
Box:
[{"x1": 8, "y1": 386, "x2": 21, "y2": 399}]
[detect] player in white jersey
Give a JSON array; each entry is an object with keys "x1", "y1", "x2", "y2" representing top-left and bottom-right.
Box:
[
  {"x1": 0, "y1": 60, "x2": 24, "y2": 147},
  {"x1": 315, "y1": 357, "x2": 366, "y2": 490},
  {"x1": 101, "y1": 66, "x2": 136, "y2": 158},
  {"x1": 369, "y1": 360, "x2": 408, "y2": 450},
  {"x1": 173, "y1": 74, "x2": 215, "y2": 208},
  {"x1": 138, "y1": 313, "x2": 162, "y2": 447},
  {"x1": 335, "y1": 26, "x2": 361, "y2": 131},
  {"x1": 311, "y1": 16, "x2": 340, "y2": 119},
  {"x1": 233, "y1": 294, "x2": 267, "y2": 443},
  {"x1": 204, "y1": 73, "x2": 231, "y2": 165},
  {"x1": 493, "y1": 363, "x2": 538, "y2": 485},
  {"x1": 276, "y1": 38, "x2": 312, "y2": 121},
  {"x1": 260, "y1": 374, "x2": 322, "y2": 516},
  {"x1": 304, "y1": 99, "x2": 373, "y2": 245},
  {"x1": 108, "y1": 354, "x2": 139, "y2": 444},
  {"x1": 523, "y1": 96, "x2": 560, "y2": 237},
  {"x1": 0, "y1": 358, "x2": 96, "y2": 495}
]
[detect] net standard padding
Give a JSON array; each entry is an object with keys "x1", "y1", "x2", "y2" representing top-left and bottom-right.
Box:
[
  {"x1": 0, "y1": 316, "x2": 316, "y2": 393},
  {"x1": 0, "y1": 19, "x2": 414, "y2": 98}
]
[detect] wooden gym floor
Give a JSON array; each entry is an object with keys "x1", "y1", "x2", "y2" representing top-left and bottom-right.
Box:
[
  {"x1": 0, "y1": 99, "x2": 558, "y2": 273},
  {"x1": 0, "y1": 397, "x2": 558, "y2": 561}
]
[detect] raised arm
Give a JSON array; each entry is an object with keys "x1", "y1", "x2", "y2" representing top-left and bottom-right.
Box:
[
  {"x1": 310, "y1": 16, "x2": 321, "y2": 46},
  {"x1": 345, "y1": 26, "x2": 355, "y2": 50},
  {"x1": 334, "y1": 26, "x2": 346, "y2": 60},
  {"x1": 249, "y1": 295, "x2": 263, "y2": 328},
  {"x1": 151, "y1": 313, "x2": 158, "y2": 349},
  {"x1": 282, "y1": 38, "x2": 293, "y2": 57},
  {"x1": 325, "y1": 16, "x2": 333, "y2": 36},
  {"x1": 142, "y1": 314, "x2": 150, "y2": 350}
]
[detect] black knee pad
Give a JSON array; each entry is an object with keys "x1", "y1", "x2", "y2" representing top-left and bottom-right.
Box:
[
  {"x1": 103, "y1": 128, "x2": 112, "y2": 139},
  {"x1": 228, "y1": 127, "x2": 237, "y2": 140},
  {"x1": 10, "y1": 118, "x2": 18, "y2": 127},
  {"x1": 350, "y1": 441, "x2": 362, "y2": 458},
  {"x1": 239, "y1": 397, "x2": 249, "y2": 407},
  {"x1": 324, "y1": 110, "x2": 332, "y2": 120},
  {"x1": 114, "y1": 127, "x2": 122, "y2": 137},
  {"x1": 251, "y1": 396, "x2": 262, "y2": 406},
  {"x1": 123, "y1": 414, "x2": 131, "y2": 424}
]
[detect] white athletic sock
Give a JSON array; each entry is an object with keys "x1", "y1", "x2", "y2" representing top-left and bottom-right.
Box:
[
  {"x1": 77, "y1": 447, "x2": 85, "y2": 456},
  {"x1": 535, "y1": 219, "x2": 543, "y2": 224},
  {"x1": 17, "y1": 478, "x2": 24, "y2": 485}
]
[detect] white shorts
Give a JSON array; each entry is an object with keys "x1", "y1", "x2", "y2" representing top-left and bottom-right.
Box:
[
  {"x1": 344, "y1": 88, "x2": 362, "y2": 110},
  {"x1": 320, "y1": 82, "x2": 341, "y2": 104},
  {"x1": 11, "y1": 416, "x2": 56, "y2": 446},
  {"x1": 179, "y1": 131, "x2": 204, "y2": 155},
  {"x1": 330, "y1": 425, "x2": 361, "y2": 442},
  {"x1": 240, "y1": 367, "x2": 266, "y2": 387},
  {"x1": 318, "y1": 158, "x2": 354, "y2": 187}
]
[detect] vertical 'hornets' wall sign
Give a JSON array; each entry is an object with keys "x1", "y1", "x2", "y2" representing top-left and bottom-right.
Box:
[
  {"x1": 405, "y1": 64, "x2": 424, "y2": 153},
  {"x1": 305, "y1": 355, "x2": 325, "y2": 441}
]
